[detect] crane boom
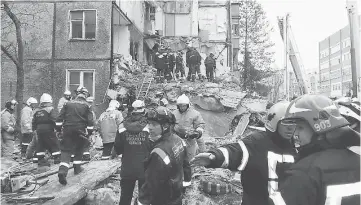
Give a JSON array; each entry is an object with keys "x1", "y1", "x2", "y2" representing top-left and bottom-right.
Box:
[{"x1": 277, "y1": 17, "x2": 309, "y2": 95}]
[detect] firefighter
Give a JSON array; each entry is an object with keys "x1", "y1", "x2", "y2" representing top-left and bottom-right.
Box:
[
  {"x1": 173, "y1": 94, "x2": 205, "y2": 188},
  {"x1": 163, "y1": 49, "x2": 172, "y2": 82},
  {"x1": 56, "y1": 86, "x2": 94, "y2": 185},
  {"x1": 204, "y1": 53, "x2": 216, "y2": 82},
  {"x1": 98, "y1": 100, "x2": 123, "y2": 160},
  {"x1": 154, "y1": 49, "x2": 165, "y2": 83},
  {"x1": 168, "y1": 50, "x2": 176, "y2": 81},
  {"x1": 175, "y1": 51, "x2": 185, "y2": 81},
  {"x1": 57, "y1": 90, "x2": 72, "y2": 113},
  {"x1": 155, "y1": 91, "x2": 168, "y2": 108},
  {"x1": 20, "y1": 97, "x2": 38, "y2": 158},
  {"x1": 186, "y1": 47, "x2": 202, "y2": 82},
  {"x1": 82, "y1": 97, "x2": 97, "y2": 161},
  {"x1": 1, "y1": 100, "x2": 18, "y2": 158},
  {"x1": 113, "y1": 100, "x2": 150, "y2": 205},
  {"x1": 126, "y1": 86, "x2": 137, "y2": 116},
  {"x1": 32, "y1": 93, "x2": 61, "y2": 166},
  {"x1": 268, "y1": 95, "x2": 360, "y2": 205},
  {"x1": 136, "y1": 106, "x2": 188, "y2": 205}
]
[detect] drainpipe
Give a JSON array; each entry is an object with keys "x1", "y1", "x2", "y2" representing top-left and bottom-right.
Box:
[
  {"x1": 110, "y1": 1, "x2": 114, "y2": 79},
  {"x1": 227, "y1": 0, "x2": 233, "y2": 71}
]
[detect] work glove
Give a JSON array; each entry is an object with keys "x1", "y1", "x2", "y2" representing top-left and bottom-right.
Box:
[{"x1": 190, "y1": 153, "x2": 216, "y2": 167}]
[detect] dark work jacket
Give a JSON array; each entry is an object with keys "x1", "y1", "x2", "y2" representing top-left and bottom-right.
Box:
[
  {"x1": 204, "y1": 56, "x2": 216, "y2": 67},
  {"x1": 138, "y1": 132, "x2": 187, "y2": 205},
  {"x1": 57, "y1": 97, "x2": 94, "y2": 128},
  {"x1": 268, "y1": 128, "x2": 360, "y2": 205},
  {"x1": 114, "y1": 114, "x2": 151, "y2": 179},
  {"x1": 32, "y1": 104, "x2": 57, "y2": 133}
]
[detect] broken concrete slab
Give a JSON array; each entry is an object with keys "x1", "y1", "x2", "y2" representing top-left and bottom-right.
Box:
[{"x1": 192, "y1": 95, "x2": 224, "y2": 112}]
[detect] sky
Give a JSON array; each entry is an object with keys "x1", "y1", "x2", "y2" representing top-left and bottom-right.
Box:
[{"x1": 258, "y1": 0, "x2": 360, "y2": 71}]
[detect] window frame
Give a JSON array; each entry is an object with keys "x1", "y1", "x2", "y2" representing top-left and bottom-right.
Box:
[
  {"x1": 69, "y1": 9, "x2": 97, "y2": 41},
  {"x1": 66, "y1": 69, "x2": 96, "y2": 97},
  {"x1": 330, "y1": 43, "x2": 340, "y2": 55}
]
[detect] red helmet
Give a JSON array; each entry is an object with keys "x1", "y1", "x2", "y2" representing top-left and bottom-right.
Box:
[{"x1": 283, "y1": 94, "x2": 349, "y2": 134}]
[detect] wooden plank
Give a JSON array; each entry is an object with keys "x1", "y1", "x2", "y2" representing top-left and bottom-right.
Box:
[{"x1": 2, "y1": 159, "x2": 121, "y2": 205}]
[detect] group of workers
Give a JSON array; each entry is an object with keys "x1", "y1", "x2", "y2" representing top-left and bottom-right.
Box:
[
  {"x1": 154, "y1": 45, "x2": 217, "y2": 83},
  {"x1": 2, "y1": 86, "x2": 360, "y2": 205}
]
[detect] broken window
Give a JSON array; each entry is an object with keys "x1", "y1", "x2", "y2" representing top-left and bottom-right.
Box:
[
  {"x1": 70, "y1": 10, "x2": 96, "y2": 40},
  {"x1": 67, "y1": 70, "x2": 95, "y2": 96}
]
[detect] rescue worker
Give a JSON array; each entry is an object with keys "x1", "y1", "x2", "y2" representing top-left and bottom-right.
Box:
[
  {"x1": 32, "y1": 93, "x2": 61, "y2": 166},
  {"x1": 204, "y1": 53, "x2": 216, "y2": 82},
  {"x1": 173, "y1": 94, "x2": 205, "y2": 187},
  {"x1": 175, "y1": 51, "x2": 185, "y2": 81},
  {"x1": 1, "y1": 100, "x2": 18, "y2": 158},
  {"x1": 163, "y1": 49, "x2": 172, "y2": 82},
  {"x1": 57, "y1": 90, "x2": 72, "y2": 113},
  {"x1": 168, "y1": 51, "x2": 176, "y2": 80},
  {"x1": 56, "y1": 86, "x2": 94, "y2": 185},
  {"x1": 136, "y1": 106, "x2": 188, "y2": 205},
  {"x1": 82, "y1": 97, "x2": 97, "y2": 161},
  {"x1": 190, "y1": 101, "x2": 296, "y2": 205},
  {"x1": 126, "y1": 86, "x2": 137, "y2": 116},
  {"x1": 20, "y1": 97, "x2": 38, "y2": 158},
  {"x1": 98, "y1": 100, "x2": 123, "y2": 160},
  {"x1": 186, "y1": 47, "x2": 202, "y2": 82},
  {"x1": 113, "y1": 100, "x2": 150, "y2": 205},
  {"x1": 268, "y1": 94, "x2": 360, "y2": 205},
  {"x1": 155, "y1": 91, "x2": 168, "y2": 108},
  {"x1": 154, "y1": 48, "x2": 166, "y2": 83}
]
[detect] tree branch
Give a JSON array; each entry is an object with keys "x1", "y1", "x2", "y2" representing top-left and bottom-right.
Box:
[{"x1": 1, "y1": 45, "x2": 19, "y2": 67}]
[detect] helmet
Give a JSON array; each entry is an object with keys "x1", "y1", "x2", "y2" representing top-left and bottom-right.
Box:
[
  {"x1": 86, "y1": 97, "x2": 94, "y2": 103},
  {"x1": 76, "y1": 86, "x2": 89, "y2": 96},
  {"x1": 109, "y1": 100, "x2": 120, "y2": 110},
  {"x1": 26, "y1": 97, "x2": 38, "y2": 106},
  {"x1": 64, "y1": 90, "x2": 71, "y2": 95},
  {"x1": 155, "y1": 91, "x2": 163, "y2": 98},
  {"x1": 132, "y1": 100, "x2": 145, "y2": 113},
  {"x1": 176, "y1": 94, "x2": 190, "y2": 105},
  {"x1": 264, "y1": 101, "x2": 290, "y2": 132},
  {"x1": 160, "y1": 98, "x2": 169, "y2": 106},
  {"x1": 5, "y1": 99, "x2": 18, "y2": 109},
  {"x1": 283, "y1": 94, "x2": 349, "y2": 135},
  {"x1": 146, "y1": 106, "x2": 176, "y2": 125},
  {"x1": 40, "y1": 93, "x2": 53, "y2": 104}
]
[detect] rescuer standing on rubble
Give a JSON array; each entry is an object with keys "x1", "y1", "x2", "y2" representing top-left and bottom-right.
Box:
[
  {"x1": 126, "y1": 85, "x2": 137, "y2": 116},
  {"x1": 113, "y1": 99, "x2": 151, "y2": 205},
  {"x1": 20, "y1": 97, "x2": 38, "y2": 158},
  {"x1": 136, "y1": 106, "x2": 188, "y2": 205},
  {"x1": 173, "y1": 94, "x2": 205, "y2": 188},
  {"x1": 32, "y1": 93, "x2": 61, "y2": 166},
  {"x1": 56, "y1": 86, "x2": 94, "y2": 185},
  {"x1": 81, "y1": 96, "x2": 97, "y2": 161},
  {"x1": 204, "y1": 53, "x2": 216, "y2": 82},
  {"x1": 163, "y1": 48, "x2": 172, "y2": 82},
  {"x1": 267, "y1": 95, "x2": 360, "y2": 205},
  {"x1": 1, "y1": 100, "x2": 18, "y2": 158},
  {"x1": 186, "y1": 47, "x2": 202, "y2": 82},
  {"x1": 175, "y1": 50, "x2": 186, "y2": 81},
  {"x1": 154, "y1": 47, "x2": 165, "y2": 83},
  {"x1": 168, "y1": 50, "x2": 176, "y2": 80},
  {"x1": 57, "y1": 90, "x2": 72, "y2": 113},
  {"x1": 98, "y1": 100, "x2": 123, "y2": 160}
]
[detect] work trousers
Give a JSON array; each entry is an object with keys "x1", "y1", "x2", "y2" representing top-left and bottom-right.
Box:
[
  {"x1": 175, "y1": 64, "x2": 185, "y2": 78},
  {"x1": 21, "y1": 132, "x2": 33, "y2": 155},
  {"x1": 205, "y1": 65, "x2": 214, "y2": 81},
  {"x1": 156, "y1": 68, "x2": 164, "y2": 83},
  {"x1": 119, "y1": 178, "x2": 145, "y2": 205},
  {"x1": 1, "y1": 131, "x2": 14, "y2": 158},
  {"x1": 187, "y1": 64, "x2": 202, "y2": 82},
  {"x1": 58, "y1": 125, "x2": 88, "y2": 177},
  {"x1": 164, "y1": 66, "x2": 173, "y2": 81},
  {"x1": 36, "y1": 130, "x2": 61, "y2": 166}
]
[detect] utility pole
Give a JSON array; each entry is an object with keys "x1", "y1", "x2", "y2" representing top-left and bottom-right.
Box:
[
  {"x1": 283, "y1": 14, "x2": 289, "y2": 101},
  {"x1": 227, "y1": 0, "x2": 233, "y2": 71},
  {"x1": 346, "y1": 1, "x2": 360, "y2": 98}
]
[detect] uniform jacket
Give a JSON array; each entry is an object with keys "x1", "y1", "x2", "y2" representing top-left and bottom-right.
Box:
[
  {"x1": 268, "y1": 128, "x2": 360, "y2": 205},
  {"x1": 168, "y1": 53, "x2": 176, "y2": 68},
  {"x1": 98, "y1": 108, "x2": 123, "y2": 144},
  {"x1": 57, "y1": 97, "x2": 69, "y2": 113},
  {"x1": 204, "y1": 56, "x2": 216, "y2": 67},
  {"x1": 32, "y1": 103, "x2": 57, "y2": 133},
  {"x1": 21, "y1": 106, "x2": 34, "y2": 134},
  {"x1": 138, "y1": 132, "x2": 187, "y2": 205},
  {"x1": 186, "y1": 49, "x2": 201, "y2": 65},
  {"x1": 1, "y1": 109, "x2": 16, "y2": 140},
  {"x1": 57, "y1": 97, "x2": 94, "y2": 128},
  {"x1": 207, "y1": 131, "x2": 296, "y2": 205},
  {"x1": 176, "y1": 54, "x2": 184, "y2": 66},
  {"x1": 114, "y1": 114, "x2": 151, "y2": 179},
  {"x1": 173, "y1": 107, "x2": 205, "y2": 143}
]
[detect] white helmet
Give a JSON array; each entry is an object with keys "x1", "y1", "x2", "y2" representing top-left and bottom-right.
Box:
[
  {"x1": 26, "y1": 97, "x2": 38, "y2": 106},
  {"x1": 160, "y1": 98, "x2": 169, "y2": 106},
  {"x1": 264, "y1": 101, "x2": 290, "y2": 132},
  {"x1": 86, "y1": 97, "x2": 94, "y2": 103},
  {"x1": 132, "y1": 100, "x2": 145, "y2": 113},
  {"x1": 64, "y1": 90, "x2": 71, "y2": 95},
  {"x1": 109, "y1": 100, "x2": 120, "y2": 110},
  {"x1": 176, "y1": 94, "x2": 190, "y2": 105},
  {"x1": 40, "y1": 93, "x2": 53, "y2": 104}
]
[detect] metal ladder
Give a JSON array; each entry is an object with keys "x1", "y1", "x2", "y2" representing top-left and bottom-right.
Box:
[{"x1": 137, "y1": 75, "x2": 153, "y2": 100}]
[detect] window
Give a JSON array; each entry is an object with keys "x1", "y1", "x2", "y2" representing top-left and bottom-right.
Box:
[
  {"x1": 70, "y1": 10, "x2": 96, "y2": 40},
  {"x1": 330, "y1": 69, "x2": 340, "y2": 79},
  {"x1": 232, "y1": 23, "x2": 240, "y2": 35},
  {"x1": 66, "y1": 70, "x2": 95, "y2": 97},
  {"x1": 330, "y1": 43, "x2": 340, "y2": 54},
  {"x1": 320, "y1": 61, "x2": 329, "y2": 70},
  {"x1": 342, "y1": 66, "x2": 351, "y2": 75},
  {"x1": 145, "y1": 3, "x2": 156, "y2": 21},
  {"x1": 343, "y1": 38, "x2": 351, "y2": 48},
  {"x1": 320, "y1": 49, "x2": 329, "y2": 58},
  {"x1": 330, "y1": 57, "x2": 341, "y2": 66},
  {"x1": 342, "y1": 52, "x2": 351, "y2": 61}
]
